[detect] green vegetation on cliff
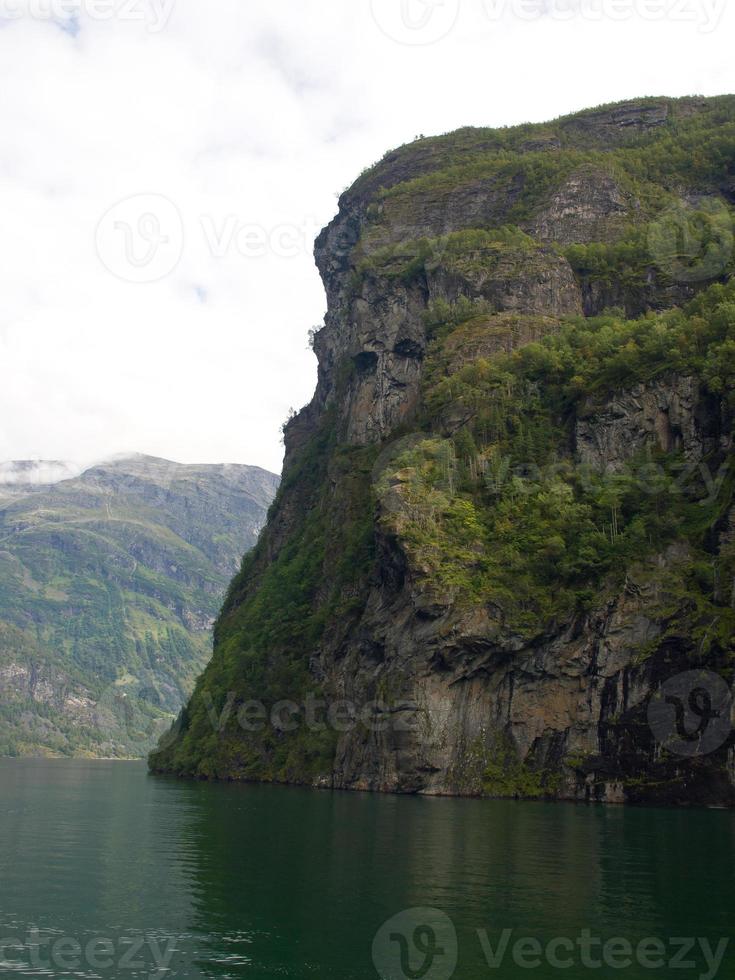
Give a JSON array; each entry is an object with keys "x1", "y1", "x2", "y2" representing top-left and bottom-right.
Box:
[
  {"x1": 383, "y1": 281, "x2": 735, "y2": 641},
  {"x1": 155, "y1": 415, "x2": 377, "y2": 779},
  {"x1": 356, "y1": 95, "x2": 735, "y2": 213},
  {"x1": 151, "y1": 96, "x2": 735, "y2": 803}
]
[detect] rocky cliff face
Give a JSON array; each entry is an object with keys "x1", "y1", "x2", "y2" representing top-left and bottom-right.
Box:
[{"x1": 152, "y1": 96, "x2": 735, "y2": 806}]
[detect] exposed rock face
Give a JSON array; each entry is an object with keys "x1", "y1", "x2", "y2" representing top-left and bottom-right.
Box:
[
  {"x1": 578, "y1": 272, "x2": 701, "y2": 319},
  {"x1": 427, "y1": 244, "x2": 583, "y2": 316},
  {"x1": 0, "y1": 659, "x2": 94, "y2": 715},
  {"x1": 335, "y1": 244, "x2": 581, "y2": 445},
  {"x1": 575, "y1": 376, "x2": 725, "y2": 472},
  {"x1": 153, "y1": 96, "x2": 735, "y2": 806},
  {"x1": 441, "y1": 313, "x2": 561, "y2": 371},
  {"x1": 531, "y1": 169, "x2": 637, "y2": 245},
  {"x1": 331, "y1": 272, "x2": 428, "y2": 444},
  {"x1": 360, "y1": 179, "x2": 520, "y2": 255},
  {"x1": 559, "y1": 99, "x2": 674, "y2": 142},
  {"x1": 328, "y1": 556, "x2": 669, "y2": 798}
]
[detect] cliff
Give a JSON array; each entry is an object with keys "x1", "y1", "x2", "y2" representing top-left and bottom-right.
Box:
[
  {"x1": 151, "y1": 96, "x2": 735, "y2": 806},
  {"x1": 0, "y1": 456, "x2": 278, "y2": 757}
]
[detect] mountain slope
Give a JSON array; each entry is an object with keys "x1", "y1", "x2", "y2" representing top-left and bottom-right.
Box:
[
  {"x1": 152, "y1": 95, "x2": 735, "y2": 806},
  {"x1": 0, "y1": 455, "x2": 278, "y2": 757}
]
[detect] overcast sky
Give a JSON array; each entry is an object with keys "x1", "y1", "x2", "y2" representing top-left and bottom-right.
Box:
[{"x1": 0, "y1": 0, "x2": 733, "y2": 475}]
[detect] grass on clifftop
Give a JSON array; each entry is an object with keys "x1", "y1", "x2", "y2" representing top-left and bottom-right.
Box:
[{"x1": 350, "y1": 96, "x2": 735, "y2": 212}]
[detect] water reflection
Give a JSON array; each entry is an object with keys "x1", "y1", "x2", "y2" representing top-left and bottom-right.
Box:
[
  {"x1": 1, "y1": 760, "x2": 734, "y2": 980},
  {"x1": 182, "y1": 781, "x2": 735, "y2": 978}
]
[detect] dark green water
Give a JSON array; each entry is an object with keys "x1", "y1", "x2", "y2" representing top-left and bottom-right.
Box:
[{"x1": 0, "y1": 759, "x2": 734, "y2": 980}]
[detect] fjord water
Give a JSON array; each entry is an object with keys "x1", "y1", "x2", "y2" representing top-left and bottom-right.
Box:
[{"x1": 1, "y1": 760, "x2": 733, "y2": 979}]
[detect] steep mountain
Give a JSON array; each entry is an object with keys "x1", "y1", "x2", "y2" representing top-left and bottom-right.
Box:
[
  {"x1": 0, "y1": 455, "x2": 278, "y2": 757},
  {"x1": 152, "y1": 95, "x2": 735, "y2": 806}
]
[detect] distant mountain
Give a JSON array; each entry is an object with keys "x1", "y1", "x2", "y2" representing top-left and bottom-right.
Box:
[{"x1": 0, "y1": 455, "x2": 279, "y2": 758}]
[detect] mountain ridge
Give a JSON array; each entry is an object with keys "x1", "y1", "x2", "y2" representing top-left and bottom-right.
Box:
[{"x1": 0, "y1": 454, "x2": 278, "y2": 758}]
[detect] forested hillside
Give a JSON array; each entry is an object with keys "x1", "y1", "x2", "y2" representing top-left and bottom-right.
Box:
[{"x1": 0, "y1": 455, "x2": 278, "y2": 757}]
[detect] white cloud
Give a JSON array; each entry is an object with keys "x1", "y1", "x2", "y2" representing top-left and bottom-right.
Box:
[{"x1": 0, "y1": 0, "x2": 733, "y2": 473}]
